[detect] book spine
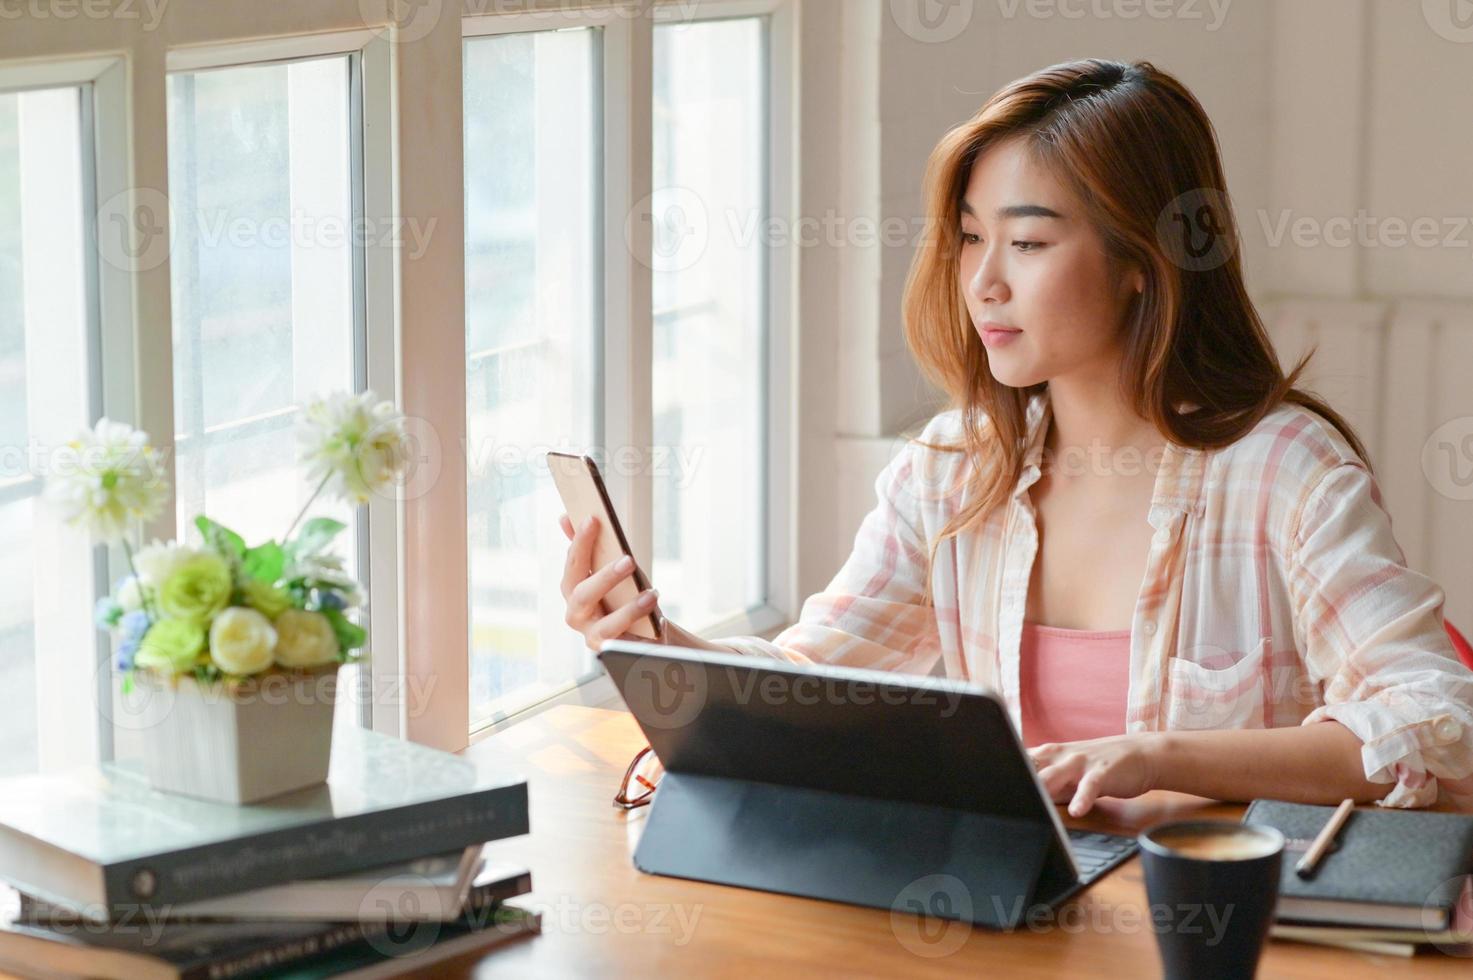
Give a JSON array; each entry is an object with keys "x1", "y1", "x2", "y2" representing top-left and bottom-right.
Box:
[
  {"x1": 103, "y1": 782, "x2": 528, "y2": 914},
  {"x1": 178, "y1": 889, "x2": 533, "y2": 979},
  {"x1": 180, "y1": 920, "x2": 372, "y2": 980},
  {"x1": 459, "y1": 872, "x2": 533, "y2": 926},
  {"x1": 18, "y1": 871, "x2": 533, "y2": 929}
]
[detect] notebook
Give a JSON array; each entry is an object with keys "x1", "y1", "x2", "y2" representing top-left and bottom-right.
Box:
[{"x1": 1241, "y1": 798, "x2": 1473, "y2": 930}]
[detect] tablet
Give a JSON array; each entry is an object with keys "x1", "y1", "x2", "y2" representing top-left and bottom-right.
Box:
[{"x1": 598, "y1": 640, "x2": 1138, "y2": 927}]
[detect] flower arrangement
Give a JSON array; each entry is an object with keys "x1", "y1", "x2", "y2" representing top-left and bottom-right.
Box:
[{"x1": 47, "y1": 392, "x2": 412, "y2": 691}]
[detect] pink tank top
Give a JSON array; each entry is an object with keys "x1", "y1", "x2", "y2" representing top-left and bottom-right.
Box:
[{"x1": 1018, "y1": 620, "x2": 1132, "y2": 748}]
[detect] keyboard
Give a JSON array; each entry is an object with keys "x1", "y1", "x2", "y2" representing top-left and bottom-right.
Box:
[{"x1": 1066, "y1": 828, "x2": 1140, "y2": 884}]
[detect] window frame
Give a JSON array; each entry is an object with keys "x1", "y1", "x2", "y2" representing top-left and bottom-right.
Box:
[
  {"x1": 652, "y1": 0, "x2": 797, "y2": 647},
  {"x1": 161, "y1": 35, "x2": 397, "y2": 738},
  {"x1": 459, "y1": 0, "x2": 797, "y2": 739},
  {"x1": 0, "y1": 64, "x2": 114, "y2": 773},
  {"x1": 161, "y1": 33, "x2": 403, "y2": 741}
]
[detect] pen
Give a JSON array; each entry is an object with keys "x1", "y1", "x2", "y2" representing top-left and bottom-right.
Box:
[{"x1": 1295, "y1": 797, "x2": 1354, "y2": 878}]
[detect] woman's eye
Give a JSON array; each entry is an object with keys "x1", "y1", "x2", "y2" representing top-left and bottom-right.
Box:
[{"x1": 959, "y1": 232, "x2": 1043, "y2": 251}]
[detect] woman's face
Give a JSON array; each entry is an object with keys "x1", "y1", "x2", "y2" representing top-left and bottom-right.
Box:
[{"x1": 957, "y1": 138, "x2": 1142, "y2": 389}]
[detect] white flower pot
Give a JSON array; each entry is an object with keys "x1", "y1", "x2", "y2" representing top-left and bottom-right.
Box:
[{"x1": 129, "y1": 668, "x2": 340, "y2": 805}]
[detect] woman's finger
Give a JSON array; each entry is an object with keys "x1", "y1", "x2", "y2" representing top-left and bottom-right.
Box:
[
  {"x1": 1069, "y1": 766, "x2": 1105, "y2": 818},
  {"x1": 1034, "y1": 763, "x2": 1068, "y2": 802},
  {"x1": 587, "y1": 589, "x2": 660, "y2": 648},
  {"x1": 569, "y1": 555, "x2": 638, "y2": 614},
  {"x1": 1037, "y1": 756, "x2": 1084, "y2": 802},
  {"x1": 558, "y1": 513, "x2": 575, "y2": 541},
  {"x1": 1027, "y1": 743, "x2": 1062, "y2": 770},
  {"x1": 559, "y1": 516, "x2": 601, "y2": 598}
]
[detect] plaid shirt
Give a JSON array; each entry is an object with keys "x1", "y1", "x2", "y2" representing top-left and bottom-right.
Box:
[{"x1": 723, "y1": 390, "x2": 1473, "y2": 810}]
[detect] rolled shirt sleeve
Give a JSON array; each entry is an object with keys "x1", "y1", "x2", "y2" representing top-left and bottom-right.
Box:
[
  {"x1": 1289, "y1": 462, "x2": 1473, "y2": 809},
  {"x1": 719, "y1": 440, "x2": 942, "y2": 676}
]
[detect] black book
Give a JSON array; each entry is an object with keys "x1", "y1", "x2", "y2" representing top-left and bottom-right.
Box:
[
  {"x1": 1242, "y1": 798, "x2": 1473, "y2": 930},
  {"x1": 0, "y1": 864, "x2": 532, "y2": 980},
  {"x1": 0, "y1": 724, "x2": 528, "y2": 921}
]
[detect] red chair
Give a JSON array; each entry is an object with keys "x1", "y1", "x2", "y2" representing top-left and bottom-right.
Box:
[{"x1": 1448, "y1": 620, "x2": 1473, "y2": 671}]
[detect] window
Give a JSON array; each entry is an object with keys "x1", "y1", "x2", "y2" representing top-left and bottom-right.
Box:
[
  {"x1": 651, "y1": 16, "x2": 769, "y2": 631},
  {"x1": 166, "y1": 56, "x2": 362, "y2": 569},
  {"x1": 459, "y1": 6, "x2": 787, "y2": 733},
  {"x1": 464, "y1": 27, "x2": 602, "y2": 727},
  {"x1": 0, "y1": 84, "x2": 95, "y2": 776},
  {"x1": 4, "y1": 0, "x2": 793, "y2": 754}
]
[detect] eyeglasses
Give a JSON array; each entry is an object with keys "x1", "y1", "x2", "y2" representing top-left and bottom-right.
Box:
[{"x1": 613, "y1": 745, "x2": 664, "y2": 809}]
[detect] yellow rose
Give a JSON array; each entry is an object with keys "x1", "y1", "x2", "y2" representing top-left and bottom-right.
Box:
[
  {"x1": 273, "y1": 609, "x2": 339, "y2": 669},
  {"x1": 208, "y1": 607, "x2": 277, "y2": 676}
]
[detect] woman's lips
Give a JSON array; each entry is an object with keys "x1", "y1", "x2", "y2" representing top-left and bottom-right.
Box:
[{"x1": 980, "y1": 322, "x2": 1021, "y2": 347}]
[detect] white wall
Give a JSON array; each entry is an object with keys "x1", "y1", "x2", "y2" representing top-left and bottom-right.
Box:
[{"x1": 812, "y1": 0, "x2": 1473, "y2": 618}]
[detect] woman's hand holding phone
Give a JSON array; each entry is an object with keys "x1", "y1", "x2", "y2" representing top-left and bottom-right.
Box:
[
  {"x1": 559, "y1": 513, "x2": 659, "y2": 651},
  {"x1": 557, "y1": 514, "x2": 727, "y2": 654}
]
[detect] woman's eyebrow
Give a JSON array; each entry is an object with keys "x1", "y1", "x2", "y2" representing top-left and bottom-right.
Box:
[{"x1": 959, "y1": 200, "x2": 1066, "y2": 220}]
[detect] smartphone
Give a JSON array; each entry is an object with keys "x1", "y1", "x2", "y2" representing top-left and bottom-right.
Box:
[{"x1": 546, "y1": 451, "x2": 663, "y2": 641}]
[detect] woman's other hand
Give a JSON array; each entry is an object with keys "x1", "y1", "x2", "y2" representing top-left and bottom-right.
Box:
[{"x1": 1027, "y1": 733, "x2": 1165, "y2": 818}]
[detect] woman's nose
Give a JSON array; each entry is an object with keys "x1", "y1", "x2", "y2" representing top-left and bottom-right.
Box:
[{"x1": 966, "y1": 249, "x2": 1008, "y2": 304}]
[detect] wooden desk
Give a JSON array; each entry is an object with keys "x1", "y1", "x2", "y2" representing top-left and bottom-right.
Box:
[{"x1": 437, "y1": 705, "x2": 1464, "y2": 978}]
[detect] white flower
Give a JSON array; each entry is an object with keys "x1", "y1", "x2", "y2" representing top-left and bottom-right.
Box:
[
  {"x1": 133, "y1": 540, "x2": 199, "y2": 586},
  {"x1": 208, "y1": 607, "x2": 277, "y2": 676},
  {"x1": 45, "y1": 419, "x2": 168, "y2": 544},
  {"x1": 288, "y1": 553, "x2": 365, "y2": 608},
  {"x1": 287, "y1": 552, "x2": 345, "y2": 578},
  {"x1": 116, "y1": 576, "x2": 145, "y2": 613},
  {"x1": 329, "y1": 581, "x2": 365, "y2": 609},
  {"x1": 273, "y1": 609, "x2": 340, "y2": 669},
  {"x1": 298, "y1": 392, "x2": 413, "y2": 504}
]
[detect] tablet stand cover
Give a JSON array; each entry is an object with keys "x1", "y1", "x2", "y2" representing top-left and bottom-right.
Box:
[{"x1": 635, "y1": 772, "x2": 1055, "y2": 929}]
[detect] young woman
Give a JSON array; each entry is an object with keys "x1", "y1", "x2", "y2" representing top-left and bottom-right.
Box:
[{"x1": 559, "y1": 59, "x2": 1473, "y2": 817}]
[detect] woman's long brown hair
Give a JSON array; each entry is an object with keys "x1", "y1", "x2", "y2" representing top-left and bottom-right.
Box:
[{"x1": 902, "y1": 58, "x2": 1370, "y2": 601}]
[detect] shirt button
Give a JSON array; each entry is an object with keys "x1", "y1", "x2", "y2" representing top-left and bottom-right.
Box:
[
  {"x1": 1143, "y1": 620, "x2": 1157, "y2": 635},
  {"x1": 1435, "y1": 717, "x2": 1462, "y2": 743}
]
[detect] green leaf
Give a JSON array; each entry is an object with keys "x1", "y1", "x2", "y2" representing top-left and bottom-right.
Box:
[
  {"x1": 242, "y1": 541, "x2": 286, "y2": 584},
  {"x1": 323, "y1": 608, "x2": 367, "y2": 651},
  {"x1": 192, "y1": 661, "x2": 222, "y2": 686},
  {"x1": 195, "y1": 516, "x2": 246, "y2": 560},
  {"x1": 288, "y1": 518, "x2": 347, "y2": 560}
]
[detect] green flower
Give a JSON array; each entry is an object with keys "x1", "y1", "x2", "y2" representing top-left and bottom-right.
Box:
[
  {"x1": 158, "y1": 552, "x2": 232, "y2": 624},
  {"x1": 240, "y1": 579, "x2": 293, "y2": 620},
  {"x1": 134, "y1": 618, "x2": 206, "y2": 674}
]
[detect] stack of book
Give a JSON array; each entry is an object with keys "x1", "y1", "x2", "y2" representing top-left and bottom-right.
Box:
[
  {"x1": 0, "y1": 723, "x2": 537, "y2": 978},
  {"x1": 1243, "y1": 799, "x2": 1473, "y2": 957}
]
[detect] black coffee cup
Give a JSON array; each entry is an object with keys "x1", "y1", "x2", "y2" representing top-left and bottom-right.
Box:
[{"x1": 1137, "y1": 820, "x2": 1286, "y2": 980}]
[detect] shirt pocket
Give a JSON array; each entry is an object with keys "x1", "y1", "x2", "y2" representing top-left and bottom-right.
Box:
[{"x1": 1164, "y1": 637, "x2": 1269, "y2": 731}]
